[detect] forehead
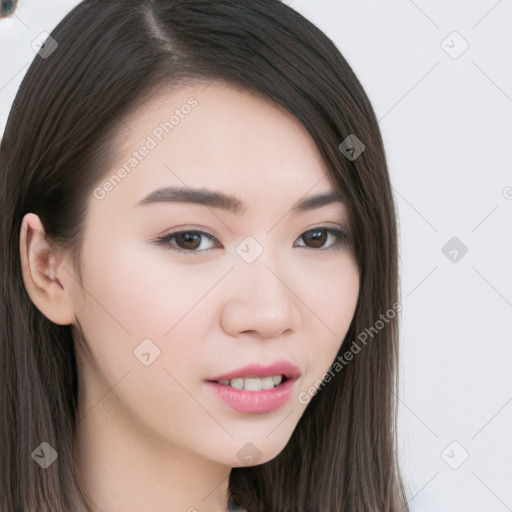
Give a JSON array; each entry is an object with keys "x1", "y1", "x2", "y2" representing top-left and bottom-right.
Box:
[{"x1": 90, "y1": 81, "x2": 342, "y2": 219}]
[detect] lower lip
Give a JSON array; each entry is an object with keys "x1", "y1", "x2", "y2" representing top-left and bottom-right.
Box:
[{"x1": 205, "y1": 378, "x2": 295, "y2": 414}]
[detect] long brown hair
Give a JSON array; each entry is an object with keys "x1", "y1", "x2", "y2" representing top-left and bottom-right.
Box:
[{"x1": 0, "y1": 1, "x2": 408, "y2": 510}]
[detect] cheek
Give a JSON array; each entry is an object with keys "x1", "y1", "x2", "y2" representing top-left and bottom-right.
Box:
[
  {"x1": 84, "y1": 241, "x2": 221, "y2": 338},
  {"x1": 295, "y1": 256, "x2": 359, "y2": 382},
  {"x1": 77, "y1": 242, "x2": 232, "y2": 380},
  {"x1": 301, "y1": 255, "x2": 359, "y2": 331},
  {"x1": 72, "y1": 244, "x2": 225, "y2": 439}
]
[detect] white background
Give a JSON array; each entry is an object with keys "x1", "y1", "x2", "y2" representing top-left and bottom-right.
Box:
[{"x1": 1, "y1": 1, "x2": 511, "y2": 510}]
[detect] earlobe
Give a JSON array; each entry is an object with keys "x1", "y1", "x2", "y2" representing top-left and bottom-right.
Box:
[{"x1": 19, "y1": 213, "x2": 76, "y2": 325}]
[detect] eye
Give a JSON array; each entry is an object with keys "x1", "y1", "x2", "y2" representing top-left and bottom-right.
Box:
[
  {"x1": 294, "y1": 227, "x2": 348, "y2": 251},
  {"x1": 154, "y1": 227, "x2": 349, "y2": 255},
  {"x1": 155, "y1": 230, "x2": 219, "y2": 254}
]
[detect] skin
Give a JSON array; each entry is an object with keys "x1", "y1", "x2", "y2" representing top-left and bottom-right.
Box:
[{"x1": 19, "y1": 82, "x2": 360, "y2": 512}]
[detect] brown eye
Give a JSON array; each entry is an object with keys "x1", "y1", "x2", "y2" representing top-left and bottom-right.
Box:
[
  {"x1": 302, "y1": 229, "x2": 328, "y2": 248},
  {"x1": 296, "y1": 227, "x2": 348, "y2": 251},
  {"x1": 174, "y1": 232, "x2": 202, "y2": 250},
  {"x1": 155, "y1": 226, "x2": 348, "y2": 255},
  {"x1": 156, "y1": 230, "x2": 219, "y2": 254}
]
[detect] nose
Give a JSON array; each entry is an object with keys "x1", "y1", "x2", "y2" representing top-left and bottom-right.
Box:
[{"x1": 219, "y1": 252, "x2": 302, "y2": 339}]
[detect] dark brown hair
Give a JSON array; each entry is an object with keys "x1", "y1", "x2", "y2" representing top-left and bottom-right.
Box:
[{"x1": 0, "y1": 1, "x2": 408, "y2": 510}]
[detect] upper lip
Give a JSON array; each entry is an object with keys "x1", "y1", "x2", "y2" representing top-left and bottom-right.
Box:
[{"x1": 207, "y1": 360, "x2": 301, "y2": 382}]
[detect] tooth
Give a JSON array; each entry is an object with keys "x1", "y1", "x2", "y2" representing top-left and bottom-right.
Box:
[
  {"x1": 244, "y1": 378, "x2": 262, "y2": 391},
  {"x1": 230, "y1": 378, "x2": 244, "y2": 390},
  {"x1": 261, "y1": 376, "x2": 275, "y2": 390},
  {"x1": 219, "y1": 375, "x2": 285, "y2": 390}
]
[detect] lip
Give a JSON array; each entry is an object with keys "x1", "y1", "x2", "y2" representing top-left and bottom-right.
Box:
[
  {"x1": 207, "y1": 360, "x2": 301, "y2": 382},
  {"x1": 205, "y1": 360, "x2": 301, "y2": 414},
  {"x1": 205, "y1": 378, "x2": 297, "y2": 414}
]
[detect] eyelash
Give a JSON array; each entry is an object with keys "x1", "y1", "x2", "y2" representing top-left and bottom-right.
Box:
[{"x1": 154, "y1": 227, "x2": 349, "y2": 255}]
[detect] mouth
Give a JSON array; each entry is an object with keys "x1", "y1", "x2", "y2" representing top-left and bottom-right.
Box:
[{"x1": 204, "y1": 361, "x2": 300, "y2": 414}]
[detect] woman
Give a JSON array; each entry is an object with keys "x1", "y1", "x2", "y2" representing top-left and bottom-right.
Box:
[{"x1": 0, "y1": 1, "x2": 408, "y2": 510}]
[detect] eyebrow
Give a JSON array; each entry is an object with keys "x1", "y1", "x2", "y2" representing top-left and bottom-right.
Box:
[{"x1": 135, "y1": 186, "x2": 345, "y2": 215}]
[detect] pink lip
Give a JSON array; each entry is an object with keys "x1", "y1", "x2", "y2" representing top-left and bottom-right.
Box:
[
  {"x1": 205, "y1": 378, "x2": 297, "y2": 414},
  {"x1": 205, "y1": 360, "x2": 301, "y2": 414},
  {"x1": 207, "y1": 360, "x2": 301, "y2": 382}
]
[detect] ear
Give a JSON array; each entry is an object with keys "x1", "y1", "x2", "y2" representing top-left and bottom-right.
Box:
[{"x1": 19, "y1": 213, "x2": 76, "y2": 325}]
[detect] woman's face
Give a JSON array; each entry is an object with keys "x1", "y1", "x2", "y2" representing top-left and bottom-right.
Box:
[{"x1": 64, "y1": 82, "x2": 360, "y2": 466}]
